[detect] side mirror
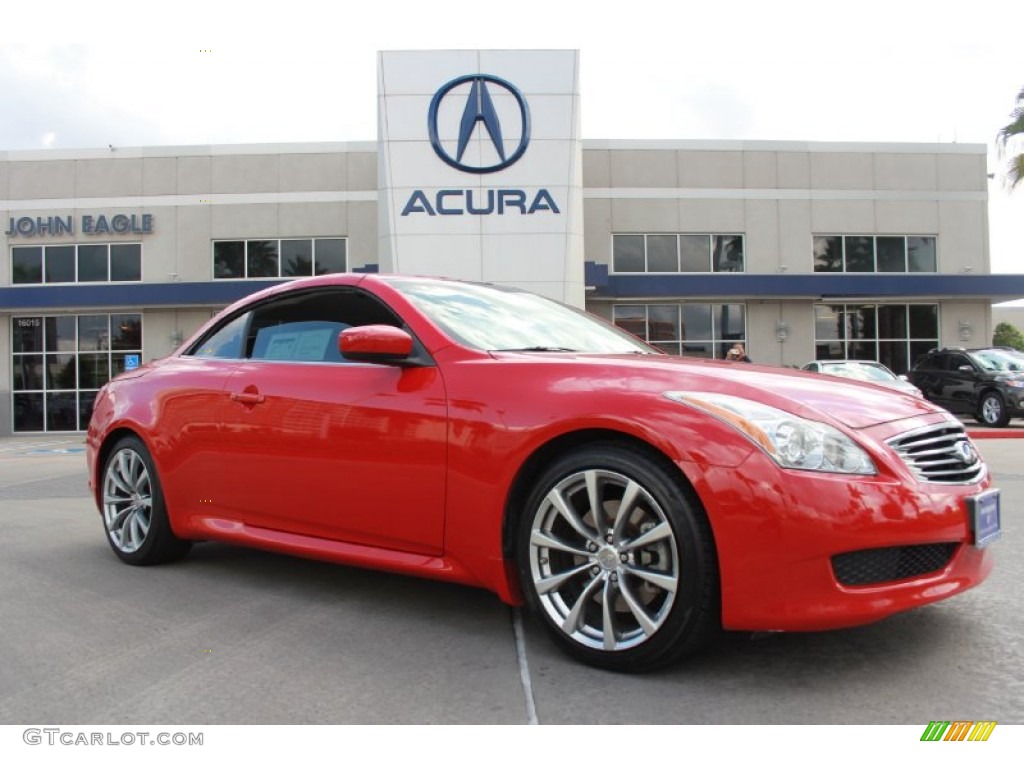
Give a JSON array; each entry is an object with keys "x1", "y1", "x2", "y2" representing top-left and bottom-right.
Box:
[
  {"x1": 340, "y1": 325, "x2": 414, "y2": 363},
  {"x1": 898, "y1": 374, "x2": 909, "y2": 381},
  {"x1": 957, "y1": 365, "x2": 974, "y2": 373}
]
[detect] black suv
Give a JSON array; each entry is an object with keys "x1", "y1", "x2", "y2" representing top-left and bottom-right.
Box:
[{"x1": 907, "y1": 347, "x2": 1024, "y2": 427}]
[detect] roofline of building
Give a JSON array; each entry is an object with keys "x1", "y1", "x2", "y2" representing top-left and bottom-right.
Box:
[
  {"x1": 584, "y1": 139, "x2": 987, "y2": 154},
  {"x1": 0, "y1": 138, "x2": 987, "y2": 162}
]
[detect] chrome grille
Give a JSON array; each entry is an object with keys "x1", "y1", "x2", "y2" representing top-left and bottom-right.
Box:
[{"x1": 886, "y1": 422, "x2": 986, "y2": 485}]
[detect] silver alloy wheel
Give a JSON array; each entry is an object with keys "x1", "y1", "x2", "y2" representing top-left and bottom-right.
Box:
[
  {"x1": 528, "y1": 469, "x2": 680, "y2": 651},
  {"x1": 982, "y1": 395, "x2": 1003, "y2": 425},
  {"x1": 103, "y1": 448, "x2": 153, "y2": 554}
]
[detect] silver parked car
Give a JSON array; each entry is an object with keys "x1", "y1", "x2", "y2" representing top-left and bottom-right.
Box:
[{"x1": 802, "y1": 360, "x2": 924, "y2": 398}]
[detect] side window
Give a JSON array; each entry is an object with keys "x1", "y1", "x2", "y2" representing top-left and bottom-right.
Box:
[
  {"x1": 948, "y1": 354, "x2": 972, "y2": 371},
  {"x1": 253, "y1": 321, "x2": 350, "y2": 362},
  {"x1": 189, "y1": 313, "x2": 251, "y2": 359},
  {"x1": 245, "y1": 288, "x2": 404, "y2": 363}
]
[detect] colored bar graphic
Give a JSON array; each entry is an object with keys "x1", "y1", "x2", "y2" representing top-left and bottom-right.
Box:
[
  {"x1": 945, "y1": 721, "x2": 973, "y2": 741},
  {"x1": 920, "y1": 720, "x2": 996, "y2": 742},
  {"x1": 968, "y1": 722, "x2": 997, "y2": 741}
]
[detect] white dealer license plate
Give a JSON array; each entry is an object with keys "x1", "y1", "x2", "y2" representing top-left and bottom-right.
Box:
[{"x1": 967, "y1": 489, "x2": 1001, "y2": 548}]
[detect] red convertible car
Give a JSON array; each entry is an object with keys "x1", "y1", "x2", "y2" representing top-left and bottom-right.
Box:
[{"x1": 86, "y1": 274, "x2": 999, "y2": 671}]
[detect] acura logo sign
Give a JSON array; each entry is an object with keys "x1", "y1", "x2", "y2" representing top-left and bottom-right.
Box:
[
  {"x1": 403, "y1": 72, "x2": 557, "y2": 216},
  {"x1": 427, "y1": 74, "x2": 531, "y2": 174}
]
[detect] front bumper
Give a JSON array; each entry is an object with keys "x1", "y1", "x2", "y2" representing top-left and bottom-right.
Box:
[
  {"x1": 1005, "y1": 389, "x2": 1024, "y2": 417},
  {"x1": 682, "y1": 416, "x2": 995, "y2": 632}
]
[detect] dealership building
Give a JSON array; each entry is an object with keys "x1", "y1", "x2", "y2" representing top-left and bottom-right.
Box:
[{"x1": 2, "y1": 49, "x2": 1023, "y2": 435}]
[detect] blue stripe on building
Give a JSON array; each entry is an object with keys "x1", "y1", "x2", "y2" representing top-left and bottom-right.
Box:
[
  {"x1": 584, "y1": 263, "x2": 1024, "y2": 300},
  {"x1": 3, "y1": 265, "x2": 1023, "y2": 311},
  {"x1": 0, "y1": 264, "x2": 382, "y2": 311}
]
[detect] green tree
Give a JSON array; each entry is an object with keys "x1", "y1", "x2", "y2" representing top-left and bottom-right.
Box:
[
  {"x1": 993, "y1": 322, "x2": 1024, "y2": 351},
  {"x1": 997, "y1": 86, "x2": 1024, "y2": 190}
]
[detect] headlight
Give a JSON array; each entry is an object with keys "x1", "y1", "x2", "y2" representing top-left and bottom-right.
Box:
[
  {"x1": 665, "y1": 391, "x2": 877, "y2": 475},
  {"x1": 1004, "y1": 380, "x2": 1024, "y2": 389}
]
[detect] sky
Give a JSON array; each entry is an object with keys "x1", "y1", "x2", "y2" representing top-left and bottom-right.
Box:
[{"x1": 1, "y1": 0, "x2": 1021, "y2": 273}]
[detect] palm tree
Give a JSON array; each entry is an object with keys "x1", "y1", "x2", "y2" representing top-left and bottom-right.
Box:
[{"x1": 997, "y1": 86, "x2": 1024, "y2": 190}]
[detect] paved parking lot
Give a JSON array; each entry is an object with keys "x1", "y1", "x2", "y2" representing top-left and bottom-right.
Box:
[{"x1": 0, "y1": 434, "x2": 1020, "y2": 725}]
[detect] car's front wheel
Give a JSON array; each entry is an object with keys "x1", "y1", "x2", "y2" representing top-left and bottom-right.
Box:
[
  {"x1": 977, "y1": 392, "x2": 1010, "y2": 428},
  {"x1": 101, "y1": 436, "x2": 191, "y2": 565},
  {"x1": 516, "y1": 443, "x2": 719, "y2": 672}
]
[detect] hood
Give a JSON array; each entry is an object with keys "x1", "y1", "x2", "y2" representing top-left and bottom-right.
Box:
[
  {"x1": 634, "y1": 357, "x2": 941, "y2": 429},
  {"x1": 494, "y1": 352, "x2": 944, "y2": 430},
  {"x1": 880, "y1": 378, "x2": 925, "y2": 397},
  {"x1": 108, "y1": 358, "x2": 162, "y2": 382},
  {"x1": 993, "y1": 371, "x2": 1024, "y2": 382}
]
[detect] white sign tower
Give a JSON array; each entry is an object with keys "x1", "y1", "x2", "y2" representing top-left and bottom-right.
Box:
[{"x1": 377, "y1": 50, "x2": 585, "y2": 307}]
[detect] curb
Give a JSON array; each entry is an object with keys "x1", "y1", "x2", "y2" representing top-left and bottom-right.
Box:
[{"x1": 966, "y1": 428, "x2": 1024, "y2": 439}]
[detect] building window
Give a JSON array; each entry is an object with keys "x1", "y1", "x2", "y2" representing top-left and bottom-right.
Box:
[
  {"x1": 612, "y1": 303, "x2": 746, "y2": 358},
  {"x1": 213, "y1": 238, "x2": 347, "y2": 279},
  {"x1": 612, "y1": 234, "x2": 744, "y2": 273},
  {"x1": 11, "y1": 313, "x2": 142, "y2": 432},
  {"x1": 11, "y1": 243, "x2": 142, "y2": 284},
  {"x1": 813, "y1": 303, "x2": 938, "y2": 374},
  {"x1": 813, "y1": 236, "x2": 936, "y2": 273}
]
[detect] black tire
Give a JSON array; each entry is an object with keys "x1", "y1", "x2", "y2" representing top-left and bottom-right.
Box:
[
  {"x1": 100, "y1": 436, "x2": 192, "y2": 565},
  {"x1": 976, "y1": 392, "x2": 1010, "y2": 428},
  {"x1": 515, "y1": 442, "x2": 719, "y2": 672}
]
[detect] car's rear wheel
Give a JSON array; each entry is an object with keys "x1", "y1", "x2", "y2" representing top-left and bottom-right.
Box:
[
  {"x1": 516, "y1": 443, "x2": 719, "y2": 672},
  {"x1": 977, "y1": 392, "x2": 1010, "y2": 428},
  {"x1": 101, "y1": 436, "x2": 191, "y2": 565}
]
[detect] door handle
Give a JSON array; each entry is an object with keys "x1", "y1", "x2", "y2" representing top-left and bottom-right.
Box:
[{"x1": 230, "y1": 391, "x2": 265, "y2": 405}]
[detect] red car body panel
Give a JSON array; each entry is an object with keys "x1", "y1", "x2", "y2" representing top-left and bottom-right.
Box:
[{"x1": 86, "y1": 274, "x2": 994, "y2": 631}]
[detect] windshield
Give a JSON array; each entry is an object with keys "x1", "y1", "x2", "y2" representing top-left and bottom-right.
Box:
[
  {"x1": 388, "y1": 278, "x2": 656, "y2": 354},
  {"x1": 972, "y1": 349, "x2": 1024, "y2": 372}
]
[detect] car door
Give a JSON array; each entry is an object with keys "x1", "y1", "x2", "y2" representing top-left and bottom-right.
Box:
[
  {"x1": 215, "y1": 286, "x2": 448, "y2": 555},
  {"x1": 941, "y1": 353, "x2": 979, "y2": 411},
  {"x1": 152, "y1": 311, "x2": 249, "y2": 523}
]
